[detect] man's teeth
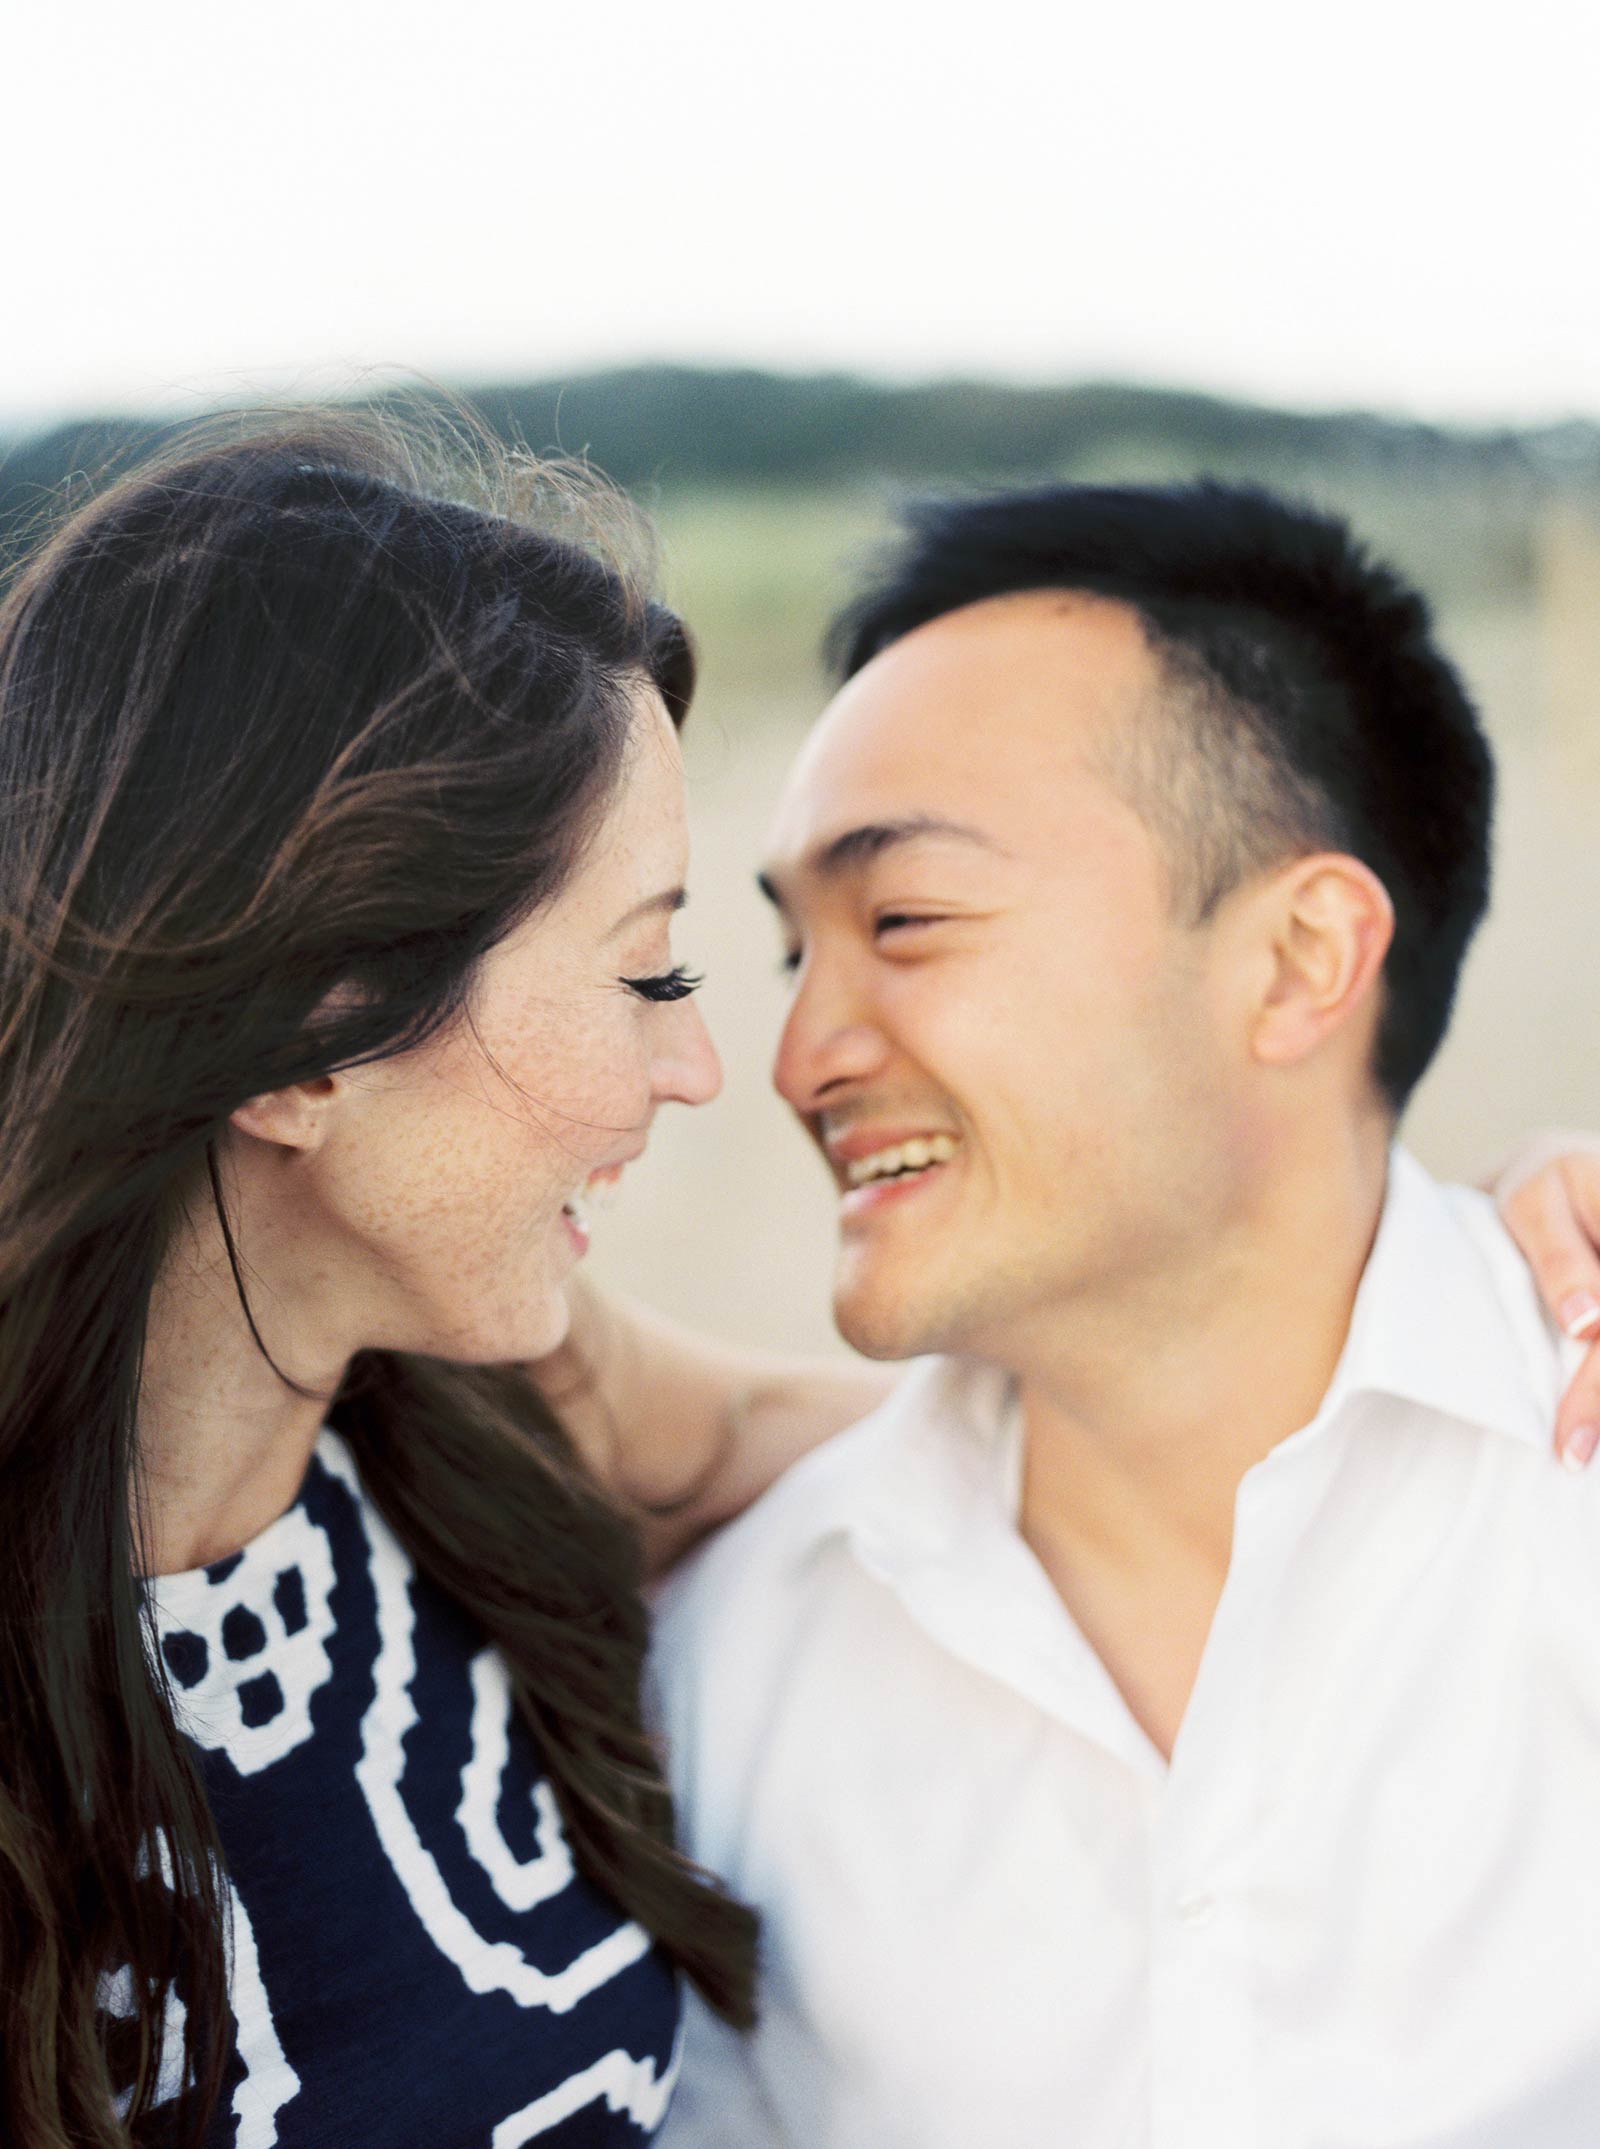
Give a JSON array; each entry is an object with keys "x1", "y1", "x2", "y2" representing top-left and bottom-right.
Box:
[{"x1": 844, "y1": 1134, "x2": 957, "y2": 1188}]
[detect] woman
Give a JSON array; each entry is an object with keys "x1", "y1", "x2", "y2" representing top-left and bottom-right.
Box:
[
  {"x1": 0, "y1": 411, "x2": 1592, "y2": 2149},
  {"x1": 0, "y1": 413, "x2": 787, "y2": 2149}
]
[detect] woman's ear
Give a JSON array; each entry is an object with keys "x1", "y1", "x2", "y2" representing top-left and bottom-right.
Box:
[
  {"x1": 1250, "y1": 852, "x2": 1395, "y2": 1073},
  {"x1": 228, "y1": 1074, "x2": 341, "y2": 1154}
]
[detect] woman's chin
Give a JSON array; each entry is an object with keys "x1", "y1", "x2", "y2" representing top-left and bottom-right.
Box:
[
  {"x1": 516, "y1": 1289, "x2": 573, "y2": 1364},
  {"x1": 395, "y1": 1280, "x2": 572, "y2": 1370}
]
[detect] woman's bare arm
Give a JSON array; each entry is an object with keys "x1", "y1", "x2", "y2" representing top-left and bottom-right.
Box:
[{"x1": 523, "y1": 1277, "x2": 895, "y2": 1573}]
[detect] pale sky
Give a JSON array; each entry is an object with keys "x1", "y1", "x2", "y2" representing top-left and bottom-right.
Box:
[{"x1": 6, "y1": 0, "x2": 1598, "y2": 430}]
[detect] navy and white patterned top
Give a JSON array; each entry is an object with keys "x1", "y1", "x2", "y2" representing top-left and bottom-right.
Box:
[{"x1": 132, "y1": 1432, "x2": 682, "y2": 2148}]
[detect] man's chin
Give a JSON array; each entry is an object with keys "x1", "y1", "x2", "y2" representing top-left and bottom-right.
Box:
[{"x1": 832, "y1": 1270, "x2": 946, "y2": 1364}]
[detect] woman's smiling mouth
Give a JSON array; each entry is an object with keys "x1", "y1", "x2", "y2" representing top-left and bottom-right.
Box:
[{"x1": 559, "y1": 1160, "x2": 635, "y2": 1250}]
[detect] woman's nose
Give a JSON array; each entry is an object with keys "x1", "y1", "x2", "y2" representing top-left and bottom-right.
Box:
[{"x1": 656, "y1": 997, "x2": 723, "y2": 1108}]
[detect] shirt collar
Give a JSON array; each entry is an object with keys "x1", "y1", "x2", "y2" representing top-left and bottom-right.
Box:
[
  {"x1": 822, "y1": 1147, "x2": 1562, "y2": 1576},
  {"x1": 829, "y1": 1356, "x2": 1021, "y2": 1581}
]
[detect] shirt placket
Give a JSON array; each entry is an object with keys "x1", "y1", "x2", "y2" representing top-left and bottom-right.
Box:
[
  {"x1": 1144, "y1": 1677, "x2": 1261, "y2": 2145},
  {"x1": 1142, "y1": 1446, "x2": 1327, "y2": 2149}
]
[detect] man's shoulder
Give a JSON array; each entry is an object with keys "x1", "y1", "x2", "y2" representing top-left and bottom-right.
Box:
[
  {"x1": 649, "y1": 1353, "x2": 1009, "y2": 1856},
  {"x1": 1370, "y1": 1156, "x2": 1576, "y2": 1440},
  {"x1": 654, "y1": 1357, "x2": 940, "y2": 1640},
  {"x1": 1433, "y1": 1175, "x2": 1573, "y2": 1384},
  {"x1": 650, "y1": 1352, "x2": 1009, "y2": 1704}
]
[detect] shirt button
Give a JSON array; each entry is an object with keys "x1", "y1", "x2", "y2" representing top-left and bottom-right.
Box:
[{"x1": 1176, "y1": 1890, "x2": 1217, "y2": 1928}]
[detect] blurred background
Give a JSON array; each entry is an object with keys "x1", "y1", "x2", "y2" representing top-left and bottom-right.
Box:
[{"x1": 5, "y1": 0, "x2": 1597, "y2": 1357}]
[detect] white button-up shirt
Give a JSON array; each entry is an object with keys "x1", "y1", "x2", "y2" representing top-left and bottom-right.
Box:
[{"x1": 652, "y1": 1152, "x2": 1600, "y2": 2149}]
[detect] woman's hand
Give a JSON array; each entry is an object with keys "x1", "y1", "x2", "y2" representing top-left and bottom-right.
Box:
[{"x1": 1492, "y1": 1133, "x2": 1600, "y2": 1467}]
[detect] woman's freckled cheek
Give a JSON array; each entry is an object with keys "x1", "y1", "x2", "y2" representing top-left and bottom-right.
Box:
[
  {"x1": 331, "y1": 1059, "x2": 558, "y2": 1247},
  {"x1": 306, "y1": 969, "x2": 653, "y2": 1367},
  {"x1": 483, "y1": 998, "x2": 645, "y2": 1155}
]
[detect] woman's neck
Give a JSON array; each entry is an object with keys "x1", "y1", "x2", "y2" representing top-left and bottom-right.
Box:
[{"x1": 136, "y1": 1200, "x2": 349, "y2": 1577}]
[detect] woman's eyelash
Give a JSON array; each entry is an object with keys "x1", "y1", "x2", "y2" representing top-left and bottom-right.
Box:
[{"x1": 621, "y1": 965, "x2": 704, "y2": 1003}]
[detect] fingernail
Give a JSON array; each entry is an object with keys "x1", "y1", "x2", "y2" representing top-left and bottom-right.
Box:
[
  {"x1": 1557, "y1": 1292, "x2": 1600, "y2": 1342},
  {"x1": 1562, "y1": 1423, "x2": 1600, "y2": 1473}
]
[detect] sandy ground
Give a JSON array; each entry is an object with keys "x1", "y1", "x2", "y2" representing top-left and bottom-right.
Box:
[{"x1": 587, "y1": 601, "x2": 1600, "y2": 1360}]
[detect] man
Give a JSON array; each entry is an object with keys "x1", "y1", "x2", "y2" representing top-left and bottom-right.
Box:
[{"x1": 649, "y1": 481, "x2": 1600, "y2": 2147}]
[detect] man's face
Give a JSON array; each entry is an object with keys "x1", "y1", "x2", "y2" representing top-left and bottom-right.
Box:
[{"x1": 761, "y1": 590, "x2": 1252, "y2": 1364}]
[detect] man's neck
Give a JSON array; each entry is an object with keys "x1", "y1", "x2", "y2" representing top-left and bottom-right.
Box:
[{"x1": 1013, "y1": 1118, "x2": 1391, "y2": 1757}]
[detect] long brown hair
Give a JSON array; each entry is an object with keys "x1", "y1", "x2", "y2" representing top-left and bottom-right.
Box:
[{"x1": 0, "y1": 412, "x2": 756, "y2": 2148}]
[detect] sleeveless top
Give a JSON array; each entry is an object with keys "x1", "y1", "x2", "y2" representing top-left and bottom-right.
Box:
[{"x1": 131, "y1": 1433, "x2": 683, "y2": 2148}]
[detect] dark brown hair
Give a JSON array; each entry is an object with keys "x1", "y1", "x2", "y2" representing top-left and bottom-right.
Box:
[{"x1": 0, "y1": 411, "x2": 756, "y2": 2148}]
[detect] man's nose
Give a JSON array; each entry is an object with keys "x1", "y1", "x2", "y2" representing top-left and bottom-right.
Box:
[{"x1": 772, "y1": 961, "x2": 889, "y2": 1116}]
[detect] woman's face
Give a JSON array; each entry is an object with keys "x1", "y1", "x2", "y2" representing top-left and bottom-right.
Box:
[{"x1": 286, "y1": 687, "x2": 720, "y2": 1364}]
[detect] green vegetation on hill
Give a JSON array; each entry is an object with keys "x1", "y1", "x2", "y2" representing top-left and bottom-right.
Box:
[
  {"x1": 3, "y1": 367, "x2": 1592, "y2": 707},
  {"x1": 5, "y1": 366, "x2": 1597, "y2": 538},
  {"x1": 461, "y1": 368, "x2": 1600, "y2": 492}
]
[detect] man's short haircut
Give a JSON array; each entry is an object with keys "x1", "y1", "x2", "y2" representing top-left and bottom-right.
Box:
[{"x1": 827, "y1": 480, "x2": 1494, "y2": 1111}]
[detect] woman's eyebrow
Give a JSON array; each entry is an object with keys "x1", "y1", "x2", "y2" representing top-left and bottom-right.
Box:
[{"x1": 605, "y1": 886, "x2": 688, "y2": 938}]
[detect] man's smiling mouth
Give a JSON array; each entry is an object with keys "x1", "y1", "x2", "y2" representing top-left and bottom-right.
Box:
[{"x1": 844, "y1": 1134, "x2": 958, "y2": 1188}]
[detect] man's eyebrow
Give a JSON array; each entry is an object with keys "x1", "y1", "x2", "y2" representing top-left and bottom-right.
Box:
[
  {"x1": 757, "y1": 816, "x2": 1005, "y2": 907},
  {"x1": 606, "y1": 886, "x2": 687, "y2": 938}
]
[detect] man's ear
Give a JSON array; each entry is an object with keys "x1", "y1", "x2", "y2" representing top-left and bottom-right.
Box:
[
  {"x1": 1250, "y1": 852, "x2": 1395, "y2": 1073},
  {"x1": 228, "y1": 1074, "x2": 341, "y2": 1154}
]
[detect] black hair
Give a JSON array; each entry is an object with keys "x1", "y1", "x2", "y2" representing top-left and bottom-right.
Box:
[{"x1": 827, "y1": 479, "x2": 1494, "y2": 1109}]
